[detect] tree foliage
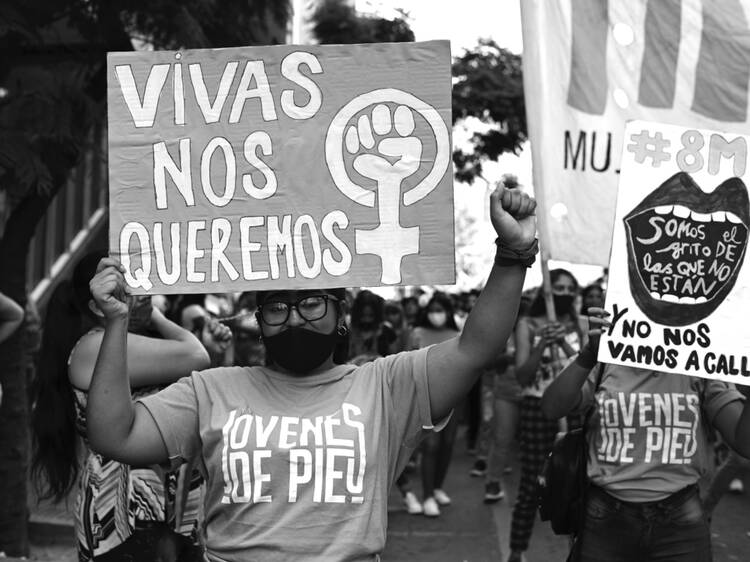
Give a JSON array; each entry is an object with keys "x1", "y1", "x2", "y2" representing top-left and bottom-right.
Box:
[
  {"x1": 452, "y1": 39, "x2": 525, "y2": 184},
  {"x1": 312, "y1": 0, "x2": 414, "y2": 44},
  {"x1": 0, "y1": 0, "x2": 291, "y2": 221}
]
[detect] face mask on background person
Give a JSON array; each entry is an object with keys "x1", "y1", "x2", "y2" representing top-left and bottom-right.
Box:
[
  {"x1": 427, "y1": 311, "x2": 447, "y2": 328},
  {"x1": 552, "y1": 294, "x2": 575, "y2": 317}
]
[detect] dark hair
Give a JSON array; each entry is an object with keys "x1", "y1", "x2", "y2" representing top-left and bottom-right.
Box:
[
  {"x1": 527, "y1": 268, "x2": 579, "y2": 318},
  {"x1": 31, "y1": 250, "x2": 105, "y2": 502},
  {"x1": 417, "y1": 292, "x2": 459, "y2": 331},
  {"x1": 350, "y1": 290, "x2": 384, "y2": 330}
]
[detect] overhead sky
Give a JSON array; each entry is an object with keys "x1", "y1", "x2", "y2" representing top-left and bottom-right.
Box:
[{"x1": 355, "y1": 0, "x2": 606, "y2": 290}]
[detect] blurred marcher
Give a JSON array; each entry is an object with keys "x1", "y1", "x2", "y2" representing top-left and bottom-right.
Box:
[
  {"x1": 232, "y1": 291, "x2": 266, "y2": 368},
  {"x1": 479, "y1": 333, "x2": 522, "y2": 505},
  {"x1": 410, "y1": 292, "x2": 461, "y2": 517},
  {"x1": 401, "y1": 296, "x2": 420, "y2": 328},
  {"x1": 383, "y1": 300, "x2": 412, "y2": 355},
  {"x1": 507, "y1": 269, "x2": 581, "y2": 562},
  {"x1": 703, "y1": 384, "x2": 750, "y2": 516},
  {"x1": 462, "y1": 289, "x2": 483, "y2": 453},
  {"x1": 579, "y1": 283, "x2": 605, "y2": 346},
  {"x1": 348, "y1": 290, "x2": 396, "y2": 365}
]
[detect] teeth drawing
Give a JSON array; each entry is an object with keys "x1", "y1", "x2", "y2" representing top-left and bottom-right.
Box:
[
  {"x1": 624, "y1": 172, "x2": 749, "y2": 327},
  {"x1": 673, "y1": 204, "x2": 690, "y2": 218}
]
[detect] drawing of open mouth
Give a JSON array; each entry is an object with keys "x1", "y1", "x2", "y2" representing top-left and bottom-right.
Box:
[{"x1": 624, "y1": 172, "x2": 749, "y2": 326}]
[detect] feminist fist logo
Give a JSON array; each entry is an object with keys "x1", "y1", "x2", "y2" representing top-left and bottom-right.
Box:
[{"x1": 325, "y1": 88, "x2": 450, "y2": 284}]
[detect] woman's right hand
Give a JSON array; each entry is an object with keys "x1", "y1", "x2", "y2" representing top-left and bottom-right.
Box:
[
  {"x1": 90, "y1": 258, "x2": 130, "y2": 320},
  {"x1": 584, "y1": 306, "x2": 611, "y2": 356}
]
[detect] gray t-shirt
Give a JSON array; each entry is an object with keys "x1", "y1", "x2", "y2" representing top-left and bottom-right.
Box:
[
  {"x1": 580, "y1": 363, "x2": 744, "y2": 502},
  {"x1": 137, "y1": 347, "x2": 436, "y2": 561}
]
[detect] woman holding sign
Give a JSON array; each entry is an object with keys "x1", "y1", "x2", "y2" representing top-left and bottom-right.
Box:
[
  {"x1": 541, "y1": 309, "x2": 750, "y2": 562},
  {"x1": 84, "y1": 185, "x2": 537, "y2": 561}
]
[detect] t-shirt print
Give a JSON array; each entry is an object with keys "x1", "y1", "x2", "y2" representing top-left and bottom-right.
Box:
[
  {"x1": 219, "y1": 402, "x2": 367, "y2": 505},
  {"x1": 594, "y1": 389, "x2": 700, "y2": 466}
]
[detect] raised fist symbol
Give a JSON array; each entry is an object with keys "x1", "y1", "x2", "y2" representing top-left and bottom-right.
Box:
[
  {"x1": 326, "y1": 88, "x2": 450, "y2": 284},
  {"x1": 347, "y1": 104, "x2": 422, "y2": 183}
]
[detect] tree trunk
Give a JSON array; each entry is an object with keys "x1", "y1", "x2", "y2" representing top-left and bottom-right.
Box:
[{"x1": 0, "y1": 192, "x2": 56, "y2": 556}]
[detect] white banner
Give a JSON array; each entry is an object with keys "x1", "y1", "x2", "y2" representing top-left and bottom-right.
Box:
[{"x1": 521, "y1": 0, "x2": 750, "y2": 265}]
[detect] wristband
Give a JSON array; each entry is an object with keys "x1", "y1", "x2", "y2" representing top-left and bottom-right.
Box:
[
  {"x1": 494, "y1": 238, "x2": 539, "y2": 268},
  {"x1": 575, "y1": 344, "x2": 598, "y2": 369}
]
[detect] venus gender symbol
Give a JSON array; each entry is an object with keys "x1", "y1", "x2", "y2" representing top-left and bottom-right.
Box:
[{"x1": 325, "y1": 88, "x2": 450, "y2": 284}]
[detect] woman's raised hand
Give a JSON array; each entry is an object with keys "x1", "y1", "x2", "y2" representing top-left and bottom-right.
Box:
[
  {"x1": 584, "y1": 307, "x2": 611, "y2": 355},
  {"x1": 489, "y1": 183, "x2": 537, "y2": 251},
  {"x1": 90, "y1": 258, "x2": 130, "y2": 320}
]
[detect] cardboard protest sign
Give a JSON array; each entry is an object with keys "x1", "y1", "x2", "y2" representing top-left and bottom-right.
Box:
[
  {"x1": 521, "y1": 0, "x2": 750, "y2": 266},
  {"x1": 601, "y1": 120, "x2": 750, "y2": 383},
  {"x1": 107, "y1": 41, "x2": 454, "y2": 294}
]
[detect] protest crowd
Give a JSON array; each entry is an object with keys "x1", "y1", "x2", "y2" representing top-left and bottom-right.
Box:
[
  {"x1": 6, "y1": 2, "x2": 750, "y2": 562},
  {"x1": 14, "y1": 243, "x2": 749, "y2": 562}
]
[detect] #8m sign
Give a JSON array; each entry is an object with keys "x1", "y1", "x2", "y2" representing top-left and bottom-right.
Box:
[
  {"x1": 602, "y1": 120, "x2": 750, "y2": 384},
  {"x1": 107, "y1": 41, "x2": 454, "y2": 294}
]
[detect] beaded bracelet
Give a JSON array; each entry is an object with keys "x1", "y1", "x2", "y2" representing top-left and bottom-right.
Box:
[{"x1": 494, "y1": 238, "x2": 539, "y2": 268}]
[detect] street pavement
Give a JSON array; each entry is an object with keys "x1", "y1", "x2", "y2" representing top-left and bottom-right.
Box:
[{"x1": 13, "y1": 424, "x2": 750, "y2": 561}]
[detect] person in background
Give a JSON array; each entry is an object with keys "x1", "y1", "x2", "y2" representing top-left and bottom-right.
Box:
[
  {"x1": 542, "y1": 308, "x2": 750, "y2": 562},
  {"x1": 232, "y1": 291, "x2": 266, "y2": 368},
  {"x1": 0, "y1": 291, "x2": 24, "y2": 405},
  {"x1": 348, "y1": 290, "x2": 396, "y2": 365},
  {"x1": 703, "y1": 384, "x2": 750, "y2": 516},
  {"x1": 30, "y1": 252, "x2": 229, "y2": 561},
  {"x1": 383, "y1": 299, "x2": 421, "y2": 513},
  {"x1": 507, "y1": 269, "x2": 582, "y2": 562},
  {"x1": 383, "y1": 299, "x2": 412, "y2": 355},
  {"x1": 401, "y1": 295, "x2": 420, "y2": 328},
  {"x1": 410, "y1": 291, "x2": 462, "y2": 517},
  {"x1": 579, "y1": 283, "x2": 605, "y2": 346},
  {"x1": 479, "y1": 329, "x2": 523, "y2": 504},
  {"x1": 462, "y1": 289, "x2": 483, "y2": 454}
]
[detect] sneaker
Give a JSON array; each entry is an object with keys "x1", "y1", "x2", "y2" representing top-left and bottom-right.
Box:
[
  {"x1": 484, "y1": 481, "x2": 505, "y2": 503},
  {"x1": 730, "y1": 478, "x2": 745, "y2": 494},
  {"x1": 507, "y1": 550, "x2": 524, "y2": 562},
  {"x1": 470, "y1": 459, "x2": 487, "y2": 477},
  {"x1": 422, "y1": 497, "x2": 441, "y2": 517},
  {"x1": 403, "y1": 491, "x2": 423, "y2": 514},
  {"x1": 433, "y1": 488, "x2": 451, "y2": 505}
]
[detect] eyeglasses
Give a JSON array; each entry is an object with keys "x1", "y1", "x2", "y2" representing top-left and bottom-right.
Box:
[{"x1": 258, "y1": 295, "x2": 338, "y2": 326}]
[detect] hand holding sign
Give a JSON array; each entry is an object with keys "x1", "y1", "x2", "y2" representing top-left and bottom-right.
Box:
[{"x1": 90, "y1": 258, "x2": 130, "y2": 320}]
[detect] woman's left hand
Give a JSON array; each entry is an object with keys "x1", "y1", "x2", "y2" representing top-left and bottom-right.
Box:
[{"x1": 489, "y1": 183, "x2": 537, "y2": 250}]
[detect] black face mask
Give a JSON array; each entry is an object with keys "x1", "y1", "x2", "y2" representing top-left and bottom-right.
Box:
[
  {"x1": 263, "y1": 326, "x2": 338, "y2": 375},
  {"x1": 553, "y1": 294, "x2": 575, "y2": 316}
]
